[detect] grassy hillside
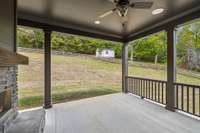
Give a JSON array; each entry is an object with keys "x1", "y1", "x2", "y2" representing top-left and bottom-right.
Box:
[
  {"x1": 18, "y1": 51, "x2": 200, "y2": 109},
  {"x1": 18, "y1": 52, "x2": 121, "y2": 109}
]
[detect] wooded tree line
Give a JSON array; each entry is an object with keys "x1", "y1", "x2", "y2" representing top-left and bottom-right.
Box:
[
  {"x1": 17, "y1": 28, "x2": 122, "y2": 58},
  {"x1": 17, "y1": 20, "x2": 200, "y2": 70}
]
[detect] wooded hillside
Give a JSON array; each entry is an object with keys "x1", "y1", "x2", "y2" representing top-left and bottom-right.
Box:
[{"x1": 17, "y1": 20, "x2": 200, "y2": 71}]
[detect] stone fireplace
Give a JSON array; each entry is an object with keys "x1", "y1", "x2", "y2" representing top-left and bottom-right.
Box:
[
  {"x1": 0, "y1": 1, "x2": 31, "y2": 132},
  {"x1": 0, "y1": 89, "x2": 12, "y2": 116},
  {"x1": 0, "y1": 48, "x2": 45, "y2": 133},
  {"x1": 0, "y1": 66, "x2": 18, "y2": 133}
]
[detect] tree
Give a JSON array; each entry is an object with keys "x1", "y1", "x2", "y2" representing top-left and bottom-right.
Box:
[
  {"x1": 176, "y1": 21, "x2": 200, "y2": 68},
  {"x1": 130, "y1": 31, "x2": 167, "y2": 63},
  {"x1": 16, "y1": 19, "x2": 200, "y2": 70}
]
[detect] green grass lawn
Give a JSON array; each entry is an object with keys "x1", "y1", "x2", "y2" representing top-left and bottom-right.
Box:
[
  {"x1": 18, "y1": 85, "x2": 119, "y2": 109},
  {"x1": 18, "y1": 51, "x2": 200, "y2": 111},
  {"x1": 18, "y1": 52, "x2": 121, "y2": 109}
]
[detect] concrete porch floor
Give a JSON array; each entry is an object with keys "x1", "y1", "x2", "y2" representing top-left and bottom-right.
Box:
[{"x1": 44, "y1": 93, "x2": 200, "y2": 133}]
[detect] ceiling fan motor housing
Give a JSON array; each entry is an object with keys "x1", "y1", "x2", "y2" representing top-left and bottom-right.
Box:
[
  {"x1": 117, "y1": 0, "x2": 130, "y2": 5},
  {"x1": 116, "y1": 0, "x2": 130, "y2": 17}
]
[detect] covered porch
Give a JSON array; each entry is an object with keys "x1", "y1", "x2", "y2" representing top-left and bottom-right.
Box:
[
  {"x1": 1, "y1": 0, "x2": 200, "y2": 133},
  {"x1": 16, "y1": 0, "x2": 200, "y2": 115}
]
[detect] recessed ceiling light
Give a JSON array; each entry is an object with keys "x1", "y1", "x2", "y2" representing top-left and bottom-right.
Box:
[
  {"x1": 94, "y1": 20, "x2": 101, "y2": 25},
  {"x1": 152, "y1": 8, "x2": 164, "y2": 15}
]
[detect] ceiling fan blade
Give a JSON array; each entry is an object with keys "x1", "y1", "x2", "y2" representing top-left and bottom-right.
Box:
[
  {"x1": 108, "y1": 0, "x2": 118, "y2": 3},
  {"x1": 122, "y1": 21, "x2": 128, "y2": 34},
  {"x1": 121, "y1": 16, "x2": 128, "y2": 33},
  {"x1": 120, "y1": 16, "x2": 128, "y2": 24},
  {"x1": 99, "y1": 8, "x2": 116, "y2": 18},
  {"x1": 130, "y1": 2, "x2": 154, "y2": 9}
]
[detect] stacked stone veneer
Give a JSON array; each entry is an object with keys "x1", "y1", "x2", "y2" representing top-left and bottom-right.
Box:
[{"x1": 0, "y1": 66, "x2": 18, "y2": 133}]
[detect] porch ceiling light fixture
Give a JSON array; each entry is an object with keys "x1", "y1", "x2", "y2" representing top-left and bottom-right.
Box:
[
  {"x1": 94, "y1": 20, "x2": 101, "y2": 25},
  {"x1": 152, "y1": 8, "x2": 164, "y2": 15}
]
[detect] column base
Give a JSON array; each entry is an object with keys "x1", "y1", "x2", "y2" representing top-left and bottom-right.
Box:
[
  {"x1": 43, "y1": 104, "x2": 52, "y2": 109},
  {"x1": 165, "y1": 106, "x2": 176, "y2": 112},
  {"x1": 124, "y1": 90, "x2": 129, "y2": 93}
]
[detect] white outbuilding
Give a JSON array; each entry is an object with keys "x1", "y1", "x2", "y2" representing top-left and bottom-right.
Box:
[{"x1": 96, "y1": 48, "x2": 115, "y2": 58}]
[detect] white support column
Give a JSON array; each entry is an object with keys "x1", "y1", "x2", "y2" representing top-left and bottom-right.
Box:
[
  {"x1": 44, "y1": 29, "x2": 52, "y2": 109},
  {"x1": 122, "y1": 42, "x2": 129, "y2": 93},
  {"x1": 166, "y1": 26, "x2": 177, "y2": 111}
]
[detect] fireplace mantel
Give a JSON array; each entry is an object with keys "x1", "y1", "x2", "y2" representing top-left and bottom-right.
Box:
[{"x1": 0, "y1": 47, "x2": 28, "y2": 65}]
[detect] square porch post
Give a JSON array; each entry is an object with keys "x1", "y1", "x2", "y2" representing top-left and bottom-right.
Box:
[
  {"x1": 166, "y1": 26, "x2": 177, "y2": 111},
  {"x1": 44, "y1": 29, "x2": 52, "y2": 109},
  {"x1": 122, "y1": 42, "x2": 129, "y2": 93}
]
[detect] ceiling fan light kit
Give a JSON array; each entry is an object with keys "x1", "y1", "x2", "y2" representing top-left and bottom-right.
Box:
[{"x1": 98, "y1": 0, "x2": 154, "y2": 23}]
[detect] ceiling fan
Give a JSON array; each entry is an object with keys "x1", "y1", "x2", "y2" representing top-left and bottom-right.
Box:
[{"x1": 99, "y1": 0, "x2": 154, "y2": 22}]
